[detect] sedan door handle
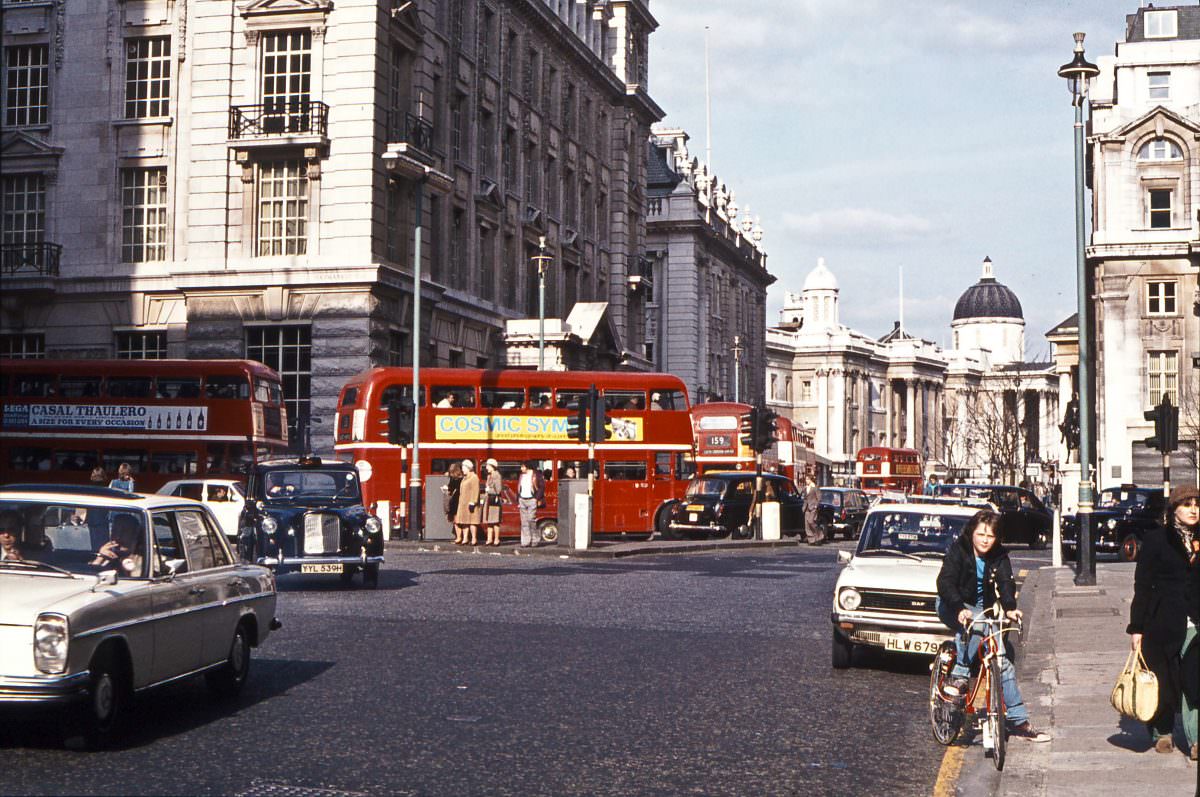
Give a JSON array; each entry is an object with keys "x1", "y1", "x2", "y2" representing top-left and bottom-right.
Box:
[{"x1": 189, "y1": 586, "x2": 207, "y2": 596}]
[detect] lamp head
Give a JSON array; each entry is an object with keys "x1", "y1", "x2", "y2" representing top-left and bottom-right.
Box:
[{"x1": 1057, "y1": 32, "x2": 1099, "y2": 98}]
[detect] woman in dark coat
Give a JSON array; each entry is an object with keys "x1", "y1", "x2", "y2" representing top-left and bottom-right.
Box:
[
  {"x1": 1127, "y1": 484, "x2": 1200, "y2": 758},
  {"x1": 444, "y1": 462, "x2": 464, "y2": 544}
]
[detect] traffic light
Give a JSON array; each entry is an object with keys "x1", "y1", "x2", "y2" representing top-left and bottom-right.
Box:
[
  {"x1": 386, "y1": 399, "x2": 413, "y2": 446},
  {"x1": 1143, "y1": 396, "x2": 1179, "y2": 454},
  {"x1": 739, "y1": 406, "x2": 759, "y2": 450},
  {"x1": 589, "y1": 387, "x2": 612, "y2": 443},
  {"x1": 755, "y1": 408, "x2": 778, "y2": 453},
  {"x1": 565, "y1": 397, "x2": 588, "y2": 443}
]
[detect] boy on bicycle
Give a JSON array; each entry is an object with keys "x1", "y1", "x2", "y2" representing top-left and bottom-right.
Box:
[{"x1": 936, "y1": 510, "x2": 1050, "y2": 742}]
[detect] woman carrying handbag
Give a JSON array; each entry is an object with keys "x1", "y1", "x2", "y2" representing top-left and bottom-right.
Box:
[
  {"x1": 1126, "y1": 484, "x2": 1200, "y2": 758},
  {"x1": 482, "y1": 458, "x2": 503, "y2": 547}
]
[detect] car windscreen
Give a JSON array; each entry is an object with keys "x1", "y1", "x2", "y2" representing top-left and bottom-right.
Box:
[
  {"x1": 858, "y1": 510, "x2": 972, "y2": 556},
  {"x1": 0, "y1": 501, "x2": 148, "y2": 578},
  {"x1": 264, "y1": 470, "x2": 361, "y2": 501},
  {"x1": 685, "y1": 479, "x2": 728, "y2": 498}
]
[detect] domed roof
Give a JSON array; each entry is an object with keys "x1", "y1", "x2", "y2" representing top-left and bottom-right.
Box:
[
  {"x1": 953, "y1": 257, "x2": 1023, "y2": 321},
  {"x1": 803, "y1": 257, "x2": 838, "y2": 292}
]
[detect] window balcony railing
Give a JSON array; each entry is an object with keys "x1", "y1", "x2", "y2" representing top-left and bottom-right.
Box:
[
  {"x1": 627, "y1": 254, "x2": 654, "y2": 292},
  {"x1": 1, "y1": 242, "x2": 62, "y2": 276},
  {"x1": 228, "y1": 101, "x2": 329, "y2": 139},
  {"x1": 387, "y1": 110, "x2": 435, "y2": 153}
]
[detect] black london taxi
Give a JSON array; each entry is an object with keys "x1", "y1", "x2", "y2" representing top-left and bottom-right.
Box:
[
  {"x1": 1061, "y1": 484, "x2": 1165, "y2": 562},
  {"x1": 666, "y1": 471, "x2": 805, "y2": 539},
  {"x1": 816, "y1": 487, "x2": 871, "y2": 541},
  {"x1": 932, "y1": 483, "x2": 1051, "y2": 549},
  {"x1": 239, "y1": 456, "x2": 384, "y2": 587}
]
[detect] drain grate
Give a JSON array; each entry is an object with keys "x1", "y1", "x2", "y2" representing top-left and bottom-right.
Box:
[
  {"x1": 1056, "y1": 606, "x2": 1118, "y2": 618},
  {"x1": 1053, "y1": 589, "x2": 1106, "y2": 597},
  {"x1": 235, "y1": 781, "x2": 368, "y2": 797}
]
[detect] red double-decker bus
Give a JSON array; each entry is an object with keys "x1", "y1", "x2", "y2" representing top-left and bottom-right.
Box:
[
  {"x1": 0, "y1": 359, "x2": 289, "y2": 491},
  {"x1": 691, "y1": 402, "x2": 808, "y2": 484},
  {"x1": 334, "y1": 368, "x2": 696, "y2": 541},
  {"x1": 855, "y1": 446, "x2": 923, "y2": 495}
]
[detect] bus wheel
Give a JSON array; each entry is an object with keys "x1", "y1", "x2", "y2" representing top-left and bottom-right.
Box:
[{"x1": 538, "y1": 520, "x2": 559, "y2": 544}]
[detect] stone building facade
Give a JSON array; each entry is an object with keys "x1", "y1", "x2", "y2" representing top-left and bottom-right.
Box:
[
  {"x1": 0, "y1": 0, "x2": 663, "y2": 447},
  {"x1": 767, "y1": 258, "x2": 1060, "y2": 485},
  {"x1": 1081, "y1": 4, "x2": 1200, "y2": 486},
  {"x1": 645, "y1": 127, "x2": 772, "y2": 404}
]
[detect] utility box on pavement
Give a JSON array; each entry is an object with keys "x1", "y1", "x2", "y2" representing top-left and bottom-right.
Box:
[
  {"x1": 424, "y1": 474, "x2": 454, "y2": 540},
  {"x1": 760, "y1": 501, "x2": 781, "y2": 541},
  {"x1": 558, "y1": 478, "x2": 589, "y2": 548}
]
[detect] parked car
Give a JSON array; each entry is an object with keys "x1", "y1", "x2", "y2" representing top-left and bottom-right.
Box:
[
  {"x1": 1061, "y1": 485, "x2": 1166, "y2": 562},
  {"x1": 831, "y1": 502, "x2": 979, "y2": 668},
  {"x1": 817, "y1": 487, "x2": 870, "y2": 540},
  {"x1": 932, "y1": 483, "x2": 1050, "y2": 549},
  {"x1": 0, "y1": 484, "x2": 279, "y2": 747},
  {"x1": 157, "y1": 478, "x2": 245, "y2": 540},
  {"x1": 239, "y1": 457, "x2": 384, "y2": 587},
  {"x1": 666, "y1": 471, "x2": 805, "y2": 539}
]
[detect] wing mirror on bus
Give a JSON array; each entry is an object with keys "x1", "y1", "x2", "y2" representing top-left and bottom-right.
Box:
[{"x1": 837, "y1": 550, "x2": 852, "y2": 566}]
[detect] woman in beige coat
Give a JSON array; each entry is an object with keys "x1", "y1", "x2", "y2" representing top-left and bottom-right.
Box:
[{"x1": 454, "y1": 459, "x2": 482, "y2": 545}]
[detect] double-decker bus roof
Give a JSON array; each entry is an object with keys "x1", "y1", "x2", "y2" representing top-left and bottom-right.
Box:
[{"x1": 0, "y1": 358, "x2": 280, "y2": 378}]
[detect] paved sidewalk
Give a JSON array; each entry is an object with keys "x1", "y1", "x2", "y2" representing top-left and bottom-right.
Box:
[
  {"x1": 957, "y1": 562, "x2": 1196, "y2": 796},
  {"x1": 384, "y1": 534, "x2": 805, "y2": 558}
]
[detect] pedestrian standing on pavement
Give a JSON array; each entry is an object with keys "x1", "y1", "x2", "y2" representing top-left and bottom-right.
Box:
[
  {"x1": 803, "y1": 474, "x2": 824, "y2": 545},
  {"x1": 108, "y1": 462, "x2": 136, "y2": 493},
  {"x1": 443, "y1": 462, "x2": 464, "y2": 544},
  {"x1": 454, "y1": 459, "x2": 481, "y2": 546},
  {"x1": 1127, "y1": 484, "x2": 1200, "y2": 759},
  {"x1": 516, "y1": 460, "x2": 545, "y2": 548},
  {"x1": 483, "y1": 458, "x2": 503, "y2": 547},
  {"x1": 935, "y1": 510, "x2": 1051, "y2": 742}
]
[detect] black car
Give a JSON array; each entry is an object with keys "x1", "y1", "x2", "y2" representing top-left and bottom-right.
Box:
[
  {"x1": 1061, "y1": 485, "x2": 1165, "y2": 562},
  {"x1": 239, "y1": 456, "x2": 384, "y2": 587},
  {"x1": 931, "y1": 483, "x2": 1051, "y2": 549},
  {"x1": 817, "y1": 487, "x2": 870, "y2": 541},
  {"x1": 666, "y1": 472, "x2": 805, "y2": 539}
]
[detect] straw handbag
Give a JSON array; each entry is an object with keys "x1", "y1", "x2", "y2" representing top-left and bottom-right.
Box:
[{"x1": 1110, "y1": 645, "x2": 1158, "y2": 722}]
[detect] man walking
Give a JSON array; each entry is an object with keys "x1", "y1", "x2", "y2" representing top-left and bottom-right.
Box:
[
  {"x1": 517, "y1": 460, "x2": 545, "y2": 548},
  {"x1": 803, "y1": 474, "x2": 824, "y2": 545}
]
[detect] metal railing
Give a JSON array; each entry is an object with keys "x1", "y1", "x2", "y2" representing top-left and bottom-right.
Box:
[
  {"x1": 387, "y1": 111, "x2": 435, "y2": 154},
  {"x1": 228, "y1": 101, "x2": 329, "y2": 139},
  {"x1": 1, "y1": 242, "x2": 62, "y2": 276}
]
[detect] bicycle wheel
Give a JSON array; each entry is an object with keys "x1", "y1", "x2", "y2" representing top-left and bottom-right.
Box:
[
  {"x1": 988, "y1": 656, "x2": 1006, "y2": 771},
  {"x1": 928, "y1": 642, "x2": 962, "y2": 745}
]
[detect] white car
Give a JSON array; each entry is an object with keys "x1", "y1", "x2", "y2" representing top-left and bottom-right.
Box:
[
  {"x1": 830, "y1": 502, "x2": 979, "y2": 669},
  {"x1": 0, "y1": 485, "x2": 279, "y2": 747},
  {"x1": 156, "y1": 479, "x2": 245, "y2": 539}
]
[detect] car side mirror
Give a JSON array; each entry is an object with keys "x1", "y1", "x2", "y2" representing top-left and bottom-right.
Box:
[
  {"x1": 92, "y1": 569, "x2": 119, "y2": 590},
  {"x1": 837, "y1": 550, "x2": 852, "y2": 566},
  {"x1": 164, "y1": 558, "x2": 186, "y2": 576}
]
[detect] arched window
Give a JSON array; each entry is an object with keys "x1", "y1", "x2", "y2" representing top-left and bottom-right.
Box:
[{"x1": 1137, "y1": 138, "x2": 1183, "y2": 160}]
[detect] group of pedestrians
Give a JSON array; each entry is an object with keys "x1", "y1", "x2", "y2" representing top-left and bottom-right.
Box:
[{"x1": 441, "y1": 459, "x2": 546, "y2": 548}]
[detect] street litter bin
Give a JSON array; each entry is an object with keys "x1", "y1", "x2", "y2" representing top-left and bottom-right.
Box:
[{"x1": 761, "y1": 501, "x2": 780, "y2": 541}]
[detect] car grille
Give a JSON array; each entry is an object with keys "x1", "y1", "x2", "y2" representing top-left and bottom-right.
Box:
[
  {"x1": 304, "y1": 513, "x2": 340, "y2": 554},
  {"x1": 859, "y1": 590, "x2": 936, "y2": 615}
]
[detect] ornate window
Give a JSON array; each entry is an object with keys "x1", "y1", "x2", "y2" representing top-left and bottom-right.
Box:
[
  {"x1": 1137, "y1": 138, "x2": 1182, "y2": 160},
  {"x1": 2, "y1": 174, "x2": 45, "y2": 249},
  {"x1": 246, "y1": 325, "x2": 311, "y2": 441},
  {"x1": 116, "y1": 331, "x2": 167, "y2": 359},
  {"x1": 1146, "y1": 280, "x2": 1177, "y2": 316},
  {"x1": 125, "y1": 37, "x2": 171, "y2": 119},
  {"x1": 3, "y1": 45, "x2": 49, "y2": 127},
  {"x1": 256, "y1": 160, "x2": 308, "y2": 256},
  {"x1": 121, "y1": 168, "x2": 169, "y2": 262},
  {"x1": 1147, "y1": 350, "x2": 1177, "y2": 406}
]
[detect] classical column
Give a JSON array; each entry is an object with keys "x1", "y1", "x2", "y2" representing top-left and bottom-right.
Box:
[
  {"x1": 884, "y1": 379, "x2": 893, "y2": 447},
  {"x1": 816, "y1": 368, "x2": 829, "y2": 456},
  {"x1": 832, "y1": 369, "x2": 846, "y2": 460},
  {"x1": 905, "y1": 379, "x2": 916, "y2": 448}
]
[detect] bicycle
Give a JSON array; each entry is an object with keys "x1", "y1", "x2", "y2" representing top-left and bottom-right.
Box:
[{"x1": 928, "y1": 603, "x2": 1022, "y2": 771}]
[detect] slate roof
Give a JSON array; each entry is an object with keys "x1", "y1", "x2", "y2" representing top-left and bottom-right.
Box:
[
  {"x1": 953, "y1": 277, "x2": 1023, "y2": 321},
  {"x1": 646, "y1": 141, "x2": 682, "y2": 194},
  {"x1": 1125, "y1": 5, "x2": 1200, "y2": 42}
]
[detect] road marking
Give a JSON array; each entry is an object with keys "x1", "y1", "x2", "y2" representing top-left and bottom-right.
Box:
[{"x1": 932, "y1": 743, "x2": 965, "y2": 797}]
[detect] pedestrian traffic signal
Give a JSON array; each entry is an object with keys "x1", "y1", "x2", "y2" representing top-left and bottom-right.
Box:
[
  {"x1": 739, "y1": 406, "x2": 759, "y2": 450},
  {"x1": 386, "y1": 399, "x2": 413, "y2": 446},
  {"x1": 1143, "y1": 396, "x2": 1179, "y2": 454},
  {"x1": 566, "y1": 398, "x2": 588, "y2": 443},
  {"x1": 755, "y1": 408, "x2": 778, "y2": 453},
  {"x1": 589, "y1": 388, "x2": 613, "y2": 443}
]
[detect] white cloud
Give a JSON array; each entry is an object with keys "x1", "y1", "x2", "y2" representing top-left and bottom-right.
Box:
[{"x1": 779, "y1": 207, "x2": 938, "y2": 247}]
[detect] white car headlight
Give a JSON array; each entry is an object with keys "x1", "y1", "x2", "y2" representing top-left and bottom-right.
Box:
[
  {"x1": 1106, "y1": 518, "x2": 1118, "y2": 530},
  {"x1": 261, "y1": 516, "x2": 278, "y2": 534},
  {"x1": 364, "y1": 516, "x2": 382, "y2": 535},
  {"x1": 34, "y1": 613, "x2": 69, "y2": 674},
  {"x1": 838, "y1": 588, "x2": 862, "y2": 611}
]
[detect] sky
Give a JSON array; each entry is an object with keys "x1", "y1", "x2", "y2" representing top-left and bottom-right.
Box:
[{"x1": 647, "y1": 0, "x2": 1147, "y2": 360}]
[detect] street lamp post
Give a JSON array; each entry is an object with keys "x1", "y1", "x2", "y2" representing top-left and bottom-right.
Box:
[
  {"x1": 1058, "y1": 32, "x2": 1100, "y2": 586},
  {"x1": 534, "y1": 236, "x2": 553, "y2": 370},
  {"x1": 731, "y1": 335, "x2": 744, "y2": 404}
]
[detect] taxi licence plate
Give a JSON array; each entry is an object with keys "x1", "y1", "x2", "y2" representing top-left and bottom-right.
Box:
[
  {"x1": 301, "y1": 563, "x2": 343, "y2": 574},
  {"x1": 689, "y1": 512, "x2": 699, "y2": 522},
  {"x1": 686, "y1": 504, "x2": 704, "y2": 512},
  {"x1": 884, "y1": 636, "x2": 939, "y2": 655}
]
